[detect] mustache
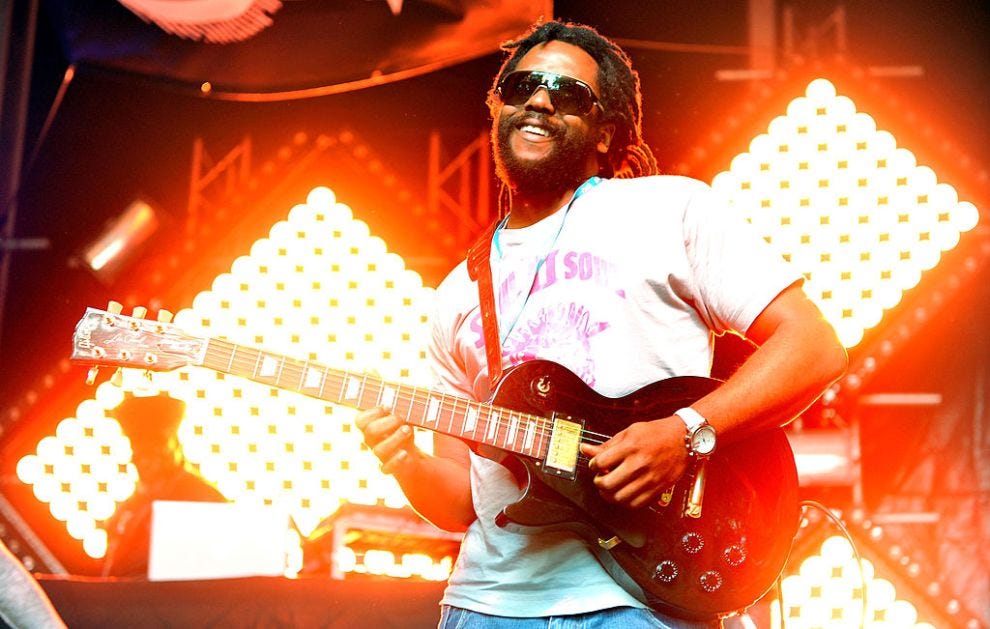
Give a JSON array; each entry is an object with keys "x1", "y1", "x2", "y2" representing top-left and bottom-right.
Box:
[{"x1": 499, "y1": 110, "x2": 562, "y2": 138}]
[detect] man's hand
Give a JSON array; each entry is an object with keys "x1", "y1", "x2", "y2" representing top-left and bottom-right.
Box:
[
  {"x1": 354, "y1": 407, "x2": 420, "y2": 475},
  {"x1": 579, "y1": 417, "x2": 688, "y2": 509}
]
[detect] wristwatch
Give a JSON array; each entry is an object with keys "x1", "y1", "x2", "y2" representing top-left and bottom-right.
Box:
[{"x1": 674, "y1": 407, "x2": 717, "y2": 459}]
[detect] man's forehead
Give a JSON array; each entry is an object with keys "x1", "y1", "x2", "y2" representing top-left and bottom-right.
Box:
[{"x1": 515, "y1": 41, "x2": 600, "y2": 89}]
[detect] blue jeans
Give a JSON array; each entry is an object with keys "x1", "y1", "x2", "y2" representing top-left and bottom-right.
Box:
[{"x1": 438, "y1": 606, "x2": 719, "y2": 629}]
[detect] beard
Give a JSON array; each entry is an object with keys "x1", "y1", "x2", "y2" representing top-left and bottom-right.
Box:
[{"x1": 493, "y1": 112, "x2": 601, "y2": 197}]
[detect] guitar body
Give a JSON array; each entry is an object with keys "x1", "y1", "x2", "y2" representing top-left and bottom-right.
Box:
[{"x1": 489, "y1": 360, "x2": 800, "y2": 620}]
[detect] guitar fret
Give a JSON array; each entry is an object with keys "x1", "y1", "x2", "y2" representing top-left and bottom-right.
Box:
[
  {"x1": 251, "y1": 349, "x2": 263, "y2": 378},
  {"x1": 226, "y1": 344, "x2": 237, "y2": 373},
  {"x1": 276, "y1": 356, "x2": 286, "y2": 385},
  {"x1": 446, "y1": 396, "x2": 458, "y2": 434},
  {"x1": 404, "y1": 388, "x2": 417, "y2": 423},
  {"x1": 361, "y1": 375, "x2": 380, "y2": 409}
]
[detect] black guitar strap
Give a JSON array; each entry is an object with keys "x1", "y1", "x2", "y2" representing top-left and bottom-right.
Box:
[{"x1": 466, "y1": 219, "x2": 504, "y2": 392}]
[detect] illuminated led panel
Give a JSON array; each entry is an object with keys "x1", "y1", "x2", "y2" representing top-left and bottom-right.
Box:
[
  {"x1": 165, "y1": 186, "x2": 437, "y2": 536},
  {"x1": 712, "y1": 79, "x2": 980, "y2": 347},
  {"x1": 773, "y1": 535, "x2": 934, "y2": 628},
  {"x1": 17, "y1": 187, "x2": 438, "y2": 558}
]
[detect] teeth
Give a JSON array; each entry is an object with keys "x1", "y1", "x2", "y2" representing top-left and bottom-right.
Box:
[{"x1": 520, "y1": 124, "x2": 549, "y2": 137}]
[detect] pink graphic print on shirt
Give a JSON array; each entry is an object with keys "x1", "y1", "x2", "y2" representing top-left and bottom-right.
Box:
[{"x1": 470, "y1": 248, "x2": 628, "y2": 388}]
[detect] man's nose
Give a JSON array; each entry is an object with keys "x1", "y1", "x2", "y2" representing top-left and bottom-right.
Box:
[{"x1": 523, "y1": 86, "x2": 555, "y2": 113}]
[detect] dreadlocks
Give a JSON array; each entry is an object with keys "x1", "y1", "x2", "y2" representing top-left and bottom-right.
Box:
[{"x1": 488, "y1": 20, "x2": 659, "y2": 181}]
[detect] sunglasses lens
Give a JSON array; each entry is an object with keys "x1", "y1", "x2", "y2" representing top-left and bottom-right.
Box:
[{"x1": 499, "y1": 71, "x2": 597, "y2": 115}]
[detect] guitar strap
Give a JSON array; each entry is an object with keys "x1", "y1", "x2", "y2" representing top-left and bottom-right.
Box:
[{"x1": 466, "y1": 219, "x2": 504, "y2": 392}]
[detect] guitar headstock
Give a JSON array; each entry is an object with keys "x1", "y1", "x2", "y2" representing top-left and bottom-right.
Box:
[{"x1": 71, "y1": 302, "x2": 206, "y2": 376}]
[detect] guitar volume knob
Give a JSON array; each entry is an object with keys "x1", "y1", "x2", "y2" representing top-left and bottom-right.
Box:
[
  {"x1": 681, "y1": 531, "x2": 704, "y2": 555},
  {"x1": 723, "y1": 543, "x2": 747, "y2": 567},
  {"x1": 653, "y1": 560, "x2": 679, "y2": 584},
  {"x1": 698, "y1": 570, "x2": 723, "y2": 593}
]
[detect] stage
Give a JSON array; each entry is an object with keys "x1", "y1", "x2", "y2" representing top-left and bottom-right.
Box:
[{"x1": 38, "y1": 575, "x2": 445, "y2": 628}]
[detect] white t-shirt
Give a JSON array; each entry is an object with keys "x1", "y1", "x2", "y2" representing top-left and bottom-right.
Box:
[{"x1": 428, "y1": 175, "x2": 801, "y2": 617}]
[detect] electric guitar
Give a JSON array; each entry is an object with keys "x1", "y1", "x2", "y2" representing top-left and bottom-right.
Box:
[{"x1": 70, "y1": 306, "x2": 799, "y2": 619}]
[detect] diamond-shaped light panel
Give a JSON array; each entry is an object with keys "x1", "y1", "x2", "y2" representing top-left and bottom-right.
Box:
[
  {"x1": 712, "y1": 79, "x2": 980, "y2": 347},
  {"x1": 17, "y1": 186, "x2": 438, "y2": 560},
  {"x1": 774, "y1": 535, "x2": 935, "y2": 628}
]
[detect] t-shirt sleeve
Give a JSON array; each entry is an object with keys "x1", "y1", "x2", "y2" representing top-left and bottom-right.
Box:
[{"x1": 681, "y1": 183, "x2": 804, "y2": 335}]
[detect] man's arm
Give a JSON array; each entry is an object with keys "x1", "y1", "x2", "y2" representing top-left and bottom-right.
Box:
[
  {"x1": 582, "y1": 283, "x2": 848, "y2": 508},
  {"x1": 355, "y1": 408, "x2": 476, "y2": 532}
]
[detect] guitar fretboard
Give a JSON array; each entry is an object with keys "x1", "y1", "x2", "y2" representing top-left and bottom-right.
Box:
[{"x1": 201, "y1": 338, "x2": 552, "y2": 460}]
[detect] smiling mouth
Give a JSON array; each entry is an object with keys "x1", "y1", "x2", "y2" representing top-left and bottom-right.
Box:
[{"x1": 519, "y1": 123, "x2": 550, "y2": 138}]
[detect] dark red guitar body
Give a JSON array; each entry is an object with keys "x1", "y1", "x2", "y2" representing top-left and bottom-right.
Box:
[{"x1": 489, "y1": 360, "x2": 800, "y2": 620}]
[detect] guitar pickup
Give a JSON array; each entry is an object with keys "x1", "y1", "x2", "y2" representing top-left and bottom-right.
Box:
[{"x1": 543, "y1": 414, "x2": 583, "y2": 480}]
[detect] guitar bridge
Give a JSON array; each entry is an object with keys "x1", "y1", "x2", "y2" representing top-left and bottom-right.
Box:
[{"x1": 543, "y1": 414, "x2": 583, "y2": 480}]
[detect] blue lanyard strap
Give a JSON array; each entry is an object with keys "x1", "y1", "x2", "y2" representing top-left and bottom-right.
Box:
[{"x1": 491, "y1": 176, "x2": 602, "y2": 344}]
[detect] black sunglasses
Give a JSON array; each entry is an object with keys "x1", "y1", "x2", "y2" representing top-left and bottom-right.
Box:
[{"x1": 496, "y1": 70, "x2": 603, "y2": 116}]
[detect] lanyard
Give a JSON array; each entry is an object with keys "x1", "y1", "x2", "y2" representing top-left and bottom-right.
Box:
[{"x1": 492, "y1": 176, "x2": 601, "y2": 345}]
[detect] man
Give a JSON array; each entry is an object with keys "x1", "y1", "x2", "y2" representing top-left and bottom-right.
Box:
[
  {"x1": 356, "y1": 20, "x2": 847, "y2": 628},
  {"x1": 102, "y1": 394, "x2": 226, "y2": 577}
]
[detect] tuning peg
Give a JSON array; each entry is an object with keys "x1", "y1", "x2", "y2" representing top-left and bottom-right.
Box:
[
  {"x1": 157, "y1": 309, "x2": 173, "y2": 324},
  {"x1": 85, "y1": 366, "x2": 100, "y2": 385},
  {"x1": 132, "y1": 306, "x2": 148, "y2": 320},
  {"x1": 110, "y1": 368, "x2": 124, "y2": 387},
  {"x1": 107, "y1": 301, "x2": 123, "y2": 314}
]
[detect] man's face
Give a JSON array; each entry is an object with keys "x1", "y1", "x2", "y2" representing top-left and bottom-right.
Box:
[{"x1": 493, "y1": 41, "x2": 610, "y2": 196}]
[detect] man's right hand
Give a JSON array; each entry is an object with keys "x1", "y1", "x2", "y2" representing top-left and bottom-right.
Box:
[{"x1": 354, "y1": 407, "x2": 421, "y2": 475}]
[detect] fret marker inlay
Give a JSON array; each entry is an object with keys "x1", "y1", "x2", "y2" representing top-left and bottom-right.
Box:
[
  {"x1": 380, "y1": 386, "x2": 396, "y2": 408},
  {"x1": 344, "y1": 376, "x2": 362, "y2": 401},
  {"x1": 464, "y1": 407, "x2": 478, "y2": 434},
  {"x1": 260, "y1": 356, "x2": 278, "y2": 377},
  {"x1": 426, "y1": 398, "x2": 441, "y2": 423},
  {"x1": 303, "y1": 368, "x2": 322, "y2": 389}
]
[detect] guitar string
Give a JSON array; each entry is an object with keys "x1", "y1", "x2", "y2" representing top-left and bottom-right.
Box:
[
  {"x1": 201, "y1": 341, "x2": 613, "y2": 448},
  {"x1": 201, "y1": 344, "x2": 610, "y2": 443}
]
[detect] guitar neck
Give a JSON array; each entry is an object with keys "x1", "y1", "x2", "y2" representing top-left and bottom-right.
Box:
[{"x1": 201, "y1": 337, "x2": 551, "y2": 461}]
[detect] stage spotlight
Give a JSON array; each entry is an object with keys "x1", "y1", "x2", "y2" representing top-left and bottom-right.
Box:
[{"x1": 77, "y1": 199, "x2": 160, "y2": 282}]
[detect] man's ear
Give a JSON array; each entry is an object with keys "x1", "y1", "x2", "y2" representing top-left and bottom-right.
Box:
[{"x1": 596, "y1": 123, "x2": 616, "y2": 155}]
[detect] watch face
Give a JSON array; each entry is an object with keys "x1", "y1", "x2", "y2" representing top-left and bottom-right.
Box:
[{"x1": 691, "y1": 426, "x2": 717, "y2": 456}]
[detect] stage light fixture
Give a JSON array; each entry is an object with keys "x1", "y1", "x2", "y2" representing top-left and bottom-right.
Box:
[
  {"x1": 77, "y1": 199, "x2": 160, "y2": 282},
  {"x1": 773, "y1": 535, "x2": 932, "y2": 628},
  {"x1": 711, "y1": 78, "x2": 980, "y2": 348}
]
